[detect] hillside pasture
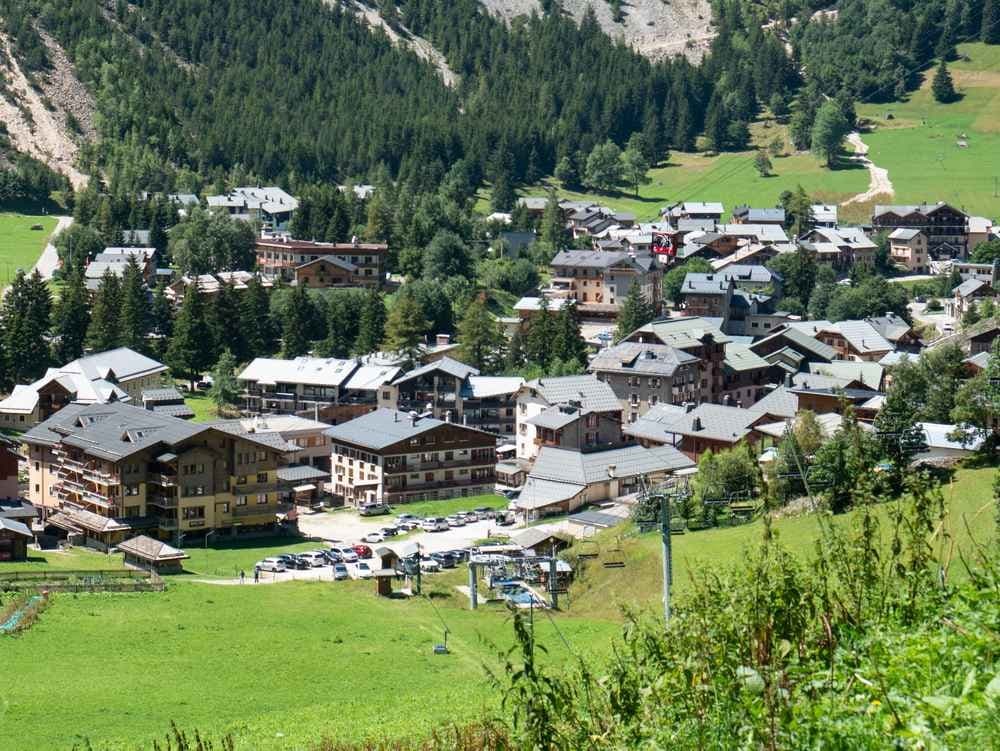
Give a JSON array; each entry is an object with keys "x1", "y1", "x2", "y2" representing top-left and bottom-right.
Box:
[{"x1": 0, "y1": 212, "x2": 56, "y2": 285}]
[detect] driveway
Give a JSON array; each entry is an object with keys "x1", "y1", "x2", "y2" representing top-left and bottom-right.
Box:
[{"x1": 33, "y1": 215, "x2": 72, "y2": 280}]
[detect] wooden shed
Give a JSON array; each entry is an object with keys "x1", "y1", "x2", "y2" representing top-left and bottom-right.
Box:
[
  {"x1": 117, "y1": 535, "x2": 189, "y2": 574},
  {"x1": 0, "y1": 518, "x2": 33, "y2": 561}
]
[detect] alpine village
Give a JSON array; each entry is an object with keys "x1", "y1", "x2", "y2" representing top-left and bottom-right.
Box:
[{"x1": 3, "y1": 0, "x2": 1000, "y2": 749}]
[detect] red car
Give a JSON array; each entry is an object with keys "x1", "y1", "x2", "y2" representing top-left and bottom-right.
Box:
[{"x1": 353, "y1": 544, "x2": 373, "y2": 559}]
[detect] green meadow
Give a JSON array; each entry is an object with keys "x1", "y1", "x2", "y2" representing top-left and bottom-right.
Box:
[{"x1": 0, "y1": 212, "x2": 56, "y2": 286}]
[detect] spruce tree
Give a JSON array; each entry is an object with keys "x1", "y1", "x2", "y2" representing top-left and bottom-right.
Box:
[
  {"x1": 551, "y1": 301, "x2": 588, "y2": 367},
  {"x1": 457, "y1": 297, "x2": 506, "y2": 374},
  {"x1": 53, "y1": 266, "x2": 91, "y2": 364},
  {"x1": 149, "y1": 282, "x2": 174, "y2": 359},
  {"x1": 614, "y1": 283, "x2": 654, "y2": 342},
  {"x1": 931, "y1": 60, "x2": 958, "y2": 103},
  {"x1": 240, "y1": 275, "x2": 276, "y2": 357},
  {"x1": 1, "y1": 270, "x2": 51, "y2": 385},
  {"x1": 208, "y1": 349, "x2": 240, "y2": 413},
  {"x1": 119, "y1": 256, "x2": 150, "y2": 352},
  {"x1": 525, "y1": 297, "x2": 555, "y2": 367},
  {"x1": 166, "y1": 285, "x2": 216, "y2": 389},
  {"x1": 540, "y1": 191, "x2": 566, "y2": 251},
  {"x1": 983, "y1": 0, "x2": 1000, "y2": 43},
  {"x1": 353, "y1": 288, "x2": 386, "y2": 356},
  {"x1": 382, "y1": 290, "x2": 430, "y2": 368},
  {"x1": 210, "y1": 283, "x2": 245, "y2": 363},
  {"x1": 281, "y1": 284, "x2": 313, "y2": 358},
  {"x1": 86, "y1": 269, "x2": 122, "y2": 352}
]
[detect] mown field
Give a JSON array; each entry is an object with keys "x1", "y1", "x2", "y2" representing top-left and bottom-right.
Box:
[
  {"x1": 0, "y1": 212, "x2": 56, "y2": 285},
  {"x1": 858, "y1": 42, "x2": 1000, "y2": 218}
]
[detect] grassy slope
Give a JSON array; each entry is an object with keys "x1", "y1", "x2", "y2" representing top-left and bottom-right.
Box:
[
  {"x1": 858, "y1": 43, "x2": 1000, "y2": 217},
  {"x1": 497, "y1": 122, "x2": 869, "y2": 222},
  {"x1": 184, "y1": 392, "x2": 218, "y2": 423},
  {"x1": 567, "y1": 464, "x2": 998, "y2": 620},
  {"x1": 0, "y1": 579, "x2": 617, "y2": 751},
  {"x1": 0, "y1": 213, "x2": 57, "y2": 285},
  {"x1": 394, "y1": 494, "x2": 508, "y2": 519}
]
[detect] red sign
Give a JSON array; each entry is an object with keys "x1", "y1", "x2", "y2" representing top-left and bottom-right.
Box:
[{"x1": 652, "y1": 232, "x2": 674, "y2": 256}]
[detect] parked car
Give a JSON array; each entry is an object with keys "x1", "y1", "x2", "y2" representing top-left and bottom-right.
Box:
[
  {"x1": 419, "y1": 558, "x2": 441, "y2": 573},
  {"x1": 397, "y1": 520, "x2": 420, "y2": 531},
  {"x1": 332, "y1": 563, "x2": 349, "y2": 580},
  {"x1": 336, "y1": 547, "x2": 359, "y2": 563},
  {"x1": 421, "y1": 517, "x2": 449, "y2": 532},
  {"x1": 352, "y1": 561, "x2": 374, "y2": 579},
  {"x1": 446, "y1": 515, "x2": 466, "y2": 528},
  {"x1": 256, "y1": 557, "x2": 286, "y2": 573},
  {"x1": 362, "y1": 531, "x2": 385, "y2": 544},
  {"x1": 396, "y1": 513, "x2": 420, "y2": 524},
  {"x1": 431, "y1": 552, "x2": 457, "y2": 569},
  {"x1": 448, "y1": 548, "x2": 470, "y2": 563},
  {"x1": 300, "y1": 551, "x2": 328, "y2": 567},
  {"x1": 462, "y1": 511, "x2": 479, "y2": 523},
  {"x1": 353, "y1": 544, "x2": 374, "y2": 559},
  {"x1": 359, "y1": 503, "x2": 391, "y2": 516},
  {"x1": 398, "y1": 556, "x2": 421, "y2": 576},
  {"x1": 474, "y1": 506, "x2": 497, "y2": 519},
  {"x1": 496, "y1": 511, "x2": 515, "y2": 526},
  {"x1": 323, "y1": 549, "x2": 343, "y2": 564},
  {"x1": 380, "y1": 526, "x2": 400, "y2": 537},
  {"x1": 278, "y1": 554, "x2": 310, "y2": 570}
]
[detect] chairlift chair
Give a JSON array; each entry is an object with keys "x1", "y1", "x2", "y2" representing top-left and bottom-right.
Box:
[
  {"x1": 577, "y1": 539, "x2": 599, "y2": 559},
  {"x1": 602, "y1": 538, "x2": 626, "y2": 569}
]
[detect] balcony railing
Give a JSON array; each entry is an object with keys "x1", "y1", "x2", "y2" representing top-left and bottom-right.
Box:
[
  {"x1": 385, "y1": 475, "x2": 496, "y2": 493},
  {"x1": 233, "y1": 503, "x2": 292, "y2": 518}
]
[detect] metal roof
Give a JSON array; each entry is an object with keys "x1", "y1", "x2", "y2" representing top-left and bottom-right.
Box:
[
  {"x1": 464, "y1": 376, "x2": 524, "y2": 399},
  {"x1": 65, "y1": 347, "x2": 167, "y2": 382},
  {"x1": 523, "y1": 375, "x2": 621, "y2": 413},
  {"x1": 723, "y1": 343, "x2": 771, "y2": 372},
  {"x1": 627, "y1": 316, "x2": 731, "y2": 349},
  {"x1": 238, "y1": 356, "x2": 358, "y2": 388},
  {"x1": 325, "y1": 408, "x2": 488, "y2": 450},
  {"x1": 589, "y1": 342, "x2": 698, "y2": 377},
  {"x1": 0, "y1": 518, "x2": 32, "y2": 537},
  {"x1": 276, "y1": 465, "x2": 330, "y2": 482},
  {"x1": 622, "y1": 403, "x2": 687, "y2": 443},
  {"x1": 655, "y1": 403, "x2": 762, "y2": 443},
  {"x1": 344, "y1": 364, "x2": 401, "y2": 391},
  {"x1": 529, "y1": 444, "x2": 693, "y2": 486},
  {"x1": 567, "y1": 510, "x2": 624, "y2": 528},
  {"x1": 391, "y1": 357, "x2": 479, "y2": 385}
]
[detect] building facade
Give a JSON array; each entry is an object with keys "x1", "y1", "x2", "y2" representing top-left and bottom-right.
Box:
[{"x1": 255, "y1": 237, "x2": 386, "y2": 287}]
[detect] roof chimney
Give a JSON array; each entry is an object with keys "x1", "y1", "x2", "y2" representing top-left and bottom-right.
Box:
[
  {"x1": 436, "y1": 333, "x2": 451, "y2": 346},
  {"x1": 409, "y1": 410, "x2": 419, "y2": 426},
  {"x1": 445, "y1": 410, "x2": 452, "y2": 423},
  {"x1": 684, "y1": 401, "x2": 695, "y2": 413},
  {"x1": 784, "y1": 373, "x2": 792, "y2": 388},
  {"x1": 692, "y1": 416, "x2": 703, "y2": 431}
]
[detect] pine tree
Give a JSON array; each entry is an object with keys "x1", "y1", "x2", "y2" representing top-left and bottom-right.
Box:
[
  {"x1": 210, "y1": 283, "x2": 245, "y2": 363},
  {"x1": 1, "y1": 270, "x2": 51, "y2": 385},
  {"x1": 382, "y1": 290, "x2": 430, "y2": 367},
  {"x1": 931, "y1": 60, "x2": 959, "y2": 103},
  {"x1": 208, "y1": 349, "x2": 240, "y2": 413},
  {"x1": 551, "y1": 301, "x2": 588, "y2": 367},
  {"x1": 983, "y1": 0, "x2": 1000, "y2": 43},
  {"x1": 353, "y1": 288, "x2": 386, "y2": 355},
  {"x1": 53, "y1": 265, "x2": 90, "y2": 363},
  {"x1": 457, "y1": 297, "x2": 506, "y2": 374},
  {"x1": 241, "y1": 275, "x2": 276, "y2": 357},
  {"x1": 525, "y1": 297, "x2": 555, "y2": 367},
  {"x1": 119, "y1": 256, "x2": 150, "y2": 352},
  {"x1": 149, "y1": 282, "x2": 174, "y2": 359},
  {"x1": 505, "y1": 327, "x2": 527, "y2": 371},
  {"x1": 621, "y1": 134, "x2": 652, "y2": 196},
  {"x1": 614, "y1": 282, "x2": 654, "y2": 342},
  {"x1": 281, "y1": 284, "x2": 313, "y2": 358},
  {"x1": 540, "y1": 191, "x2": 566, "y2": 251},
  {"x1": 86, "y1": 269, "x2": 122, "y2": 352},
  {"x1": 167, "y1": 285, "x2": 216, "y2": 389},
  {"x1": 754, "y1": 149, "x2": 773, "y2": 177}
]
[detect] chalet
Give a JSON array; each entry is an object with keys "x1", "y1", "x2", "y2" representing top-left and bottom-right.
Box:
[
  {"x1": 206, "y1": 186, "x2": 299, "y2": 229},
  {"x1": 624, "y1": 317, "x2": 729, "y2": 403},
  {"x1": 23, "y1": 402, "x2": 297, "y2": 546},
  {"x1": 141, "y1": 387, "x2": 195, "y2": 420},
  {"x1": 680, "y1": 273, "x2": 734, "y2": 321},
  {"x1": 0, "y1": 347, "x2": 167, "y2": 430},
  {"x1": 588, "y1": 342, "x2": 702, "y2": 421},
  {"x1": 118, "y1": 535, "x2": 189, "y2": 573},
  {"x1": 648, "y1": 402, "x2": 764, "y2": 459},
  {"x1": 799, "y1": 226, "x2": 878, "y2": 269},
  {"x1": 711, "y1": 243, "x2": 783, "y2": 271},
  {"x1": 927, "y1": 317, "x2": 1000, "y2": 355},
  {"x1": 732, "y1": 206, "x2": 785, "y2": 225},
  {"x1": 967, "y1": 216, "x2": 994, "y2": 254},
  {"x1": 378, "y1": 357, "x2": 522, "y2": 437},
  {"x1": 872, "y1": 203, "x2": 969, "y2": 259},
  {"x1": 888, "y1": 229, "x2": 929, "y2": 274},
  {"x1": 326, "y1": 409, "x2": 496, "y2": 506},
  {"x1": 0, "y1": 518, "x2": 32, "y2": 561},
  {"x1": 952, "y1": 260, "x2": 1000, "y2": 285},
  {"x1": 811, "y1": 204, "x2": 838, "y2": 228},
  {"x1": 547, "y1": 250, "x2": 661, "y2": 317},
  {"x1": 722, "y1": 344, "x2": 772, "y2": 407},
  {"x1": 515, "y1": 375, "x2": 623, "y2": 461},
  {"x1": 865, "y1": 313, "x2": 922, "y2": 353},
  {"x1": 292, "y1": 256, "x2": 363, "y2": 288},
  {"x1": 664, "y1": 202, "x2": 725, "y2": 222},
  {"x1": 256, "y1": 236, "x2": 386, "y2": 288},
  {"x1": 783, "y1": 320, "x2": 894, "y2": 362}
]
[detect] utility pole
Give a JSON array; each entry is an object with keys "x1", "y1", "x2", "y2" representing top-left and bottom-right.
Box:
[{"x1": 659, "y1": 489, "x2": 672, "y2": 623}]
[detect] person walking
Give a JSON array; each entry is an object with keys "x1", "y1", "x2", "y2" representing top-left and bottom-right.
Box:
[
  {"x1": 253, "y1": 565, "x2": 260, "y2": 583},
  {"x1": 239, "y1": 569, "x2": 246, "y2": 584}
]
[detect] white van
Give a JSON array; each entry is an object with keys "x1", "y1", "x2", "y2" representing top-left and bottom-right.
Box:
[{"x1": 421, "y1": 517, "x2": 449, "y2": 532}]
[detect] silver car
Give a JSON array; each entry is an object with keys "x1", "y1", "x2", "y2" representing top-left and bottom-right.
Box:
[{"x1": 256, "y1": 557, "x2": 286, "y2": 573}]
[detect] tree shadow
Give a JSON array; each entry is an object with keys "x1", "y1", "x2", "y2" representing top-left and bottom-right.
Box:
[{"x1": 828, "y1": 155, "x2": 867, "y2": 171}]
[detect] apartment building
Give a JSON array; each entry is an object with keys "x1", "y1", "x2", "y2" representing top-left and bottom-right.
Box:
[
  {"x1": 588, "y1": 342, "x2": 702, "y2": 422},
  {"x1": 872, "y1": 203, "x2": 968, "y2": 259},
  {"x1": 326, "y1": 409, "x2": 496, "y2": 506},
  {"x1": 23, "y1": 403, "x2": 297, "y2": 550},
  {"x1": 238, "y1": 356, "x2": 400, "y2": 424},
  {"x1": 0, "y1": 347, "x2": 167, "y2": 430},
  {"x1": 680, "y1": 273, "x2": 735, "y2": 320},
  {"x1": 206, "y1": 186, "x2": 299, "y2": 229},
  {"x1": 888, "y1": 229, "x2": 929, "y2": 274},
  {"x1": 255, "y1": 236, "x2": 386, "y2": 288},
  {"x1": 547, "y1": 250, "x2": 661, "y2": 317},
  {"x1": 514, "y1": 375, "x2": 624, "y2": 461},
  {"x1": 377, "y1": 357, "x2": 523, "y2": 437}
]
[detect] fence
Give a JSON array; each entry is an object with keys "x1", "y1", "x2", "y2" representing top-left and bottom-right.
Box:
[{"x1": 0, "y1": 569, "x2": 164, "y2": 593}]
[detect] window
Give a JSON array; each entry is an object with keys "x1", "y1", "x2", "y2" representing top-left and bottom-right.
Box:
[
  {"x1": 237, "y1": 475, "x2": 247, "y2": 485},
  {"x1": 182, "y1": 506, "x2": 205, "y2": 520},
  {"x1": 256, "y1": 472, "x2": 268, "y2": 483},
  {"x1": 257, "y1": 494, "x2": 268, "y2": 504},
  {"x1": 125, "y1": 485, "x2": 140, "y2": 497},
  {"x1": 236, "y1": 495, "x2": 248, "y2": 506},
  {"x1": 218, "y1": 502, "x2": 230, "y2": 513}
]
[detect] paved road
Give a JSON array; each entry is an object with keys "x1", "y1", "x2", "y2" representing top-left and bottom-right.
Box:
[{"x1": 33, "y1": 215, "x2": 73, "y2": 280}]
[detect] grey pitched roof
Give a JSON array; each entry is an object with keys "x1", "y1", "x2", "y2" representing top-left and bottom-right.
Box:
[
  {"x1": 514, "y1": 478, "x2": 586, "y2": 510},
  {"x1": 142, "y1": 388, "x2": 185, "y2": 402},
  {"x1": 297, "y1": 255, "x2": 357, "y2": 273},
  {"x1": 392, "y1": 357, "x2": 479, "y2": 385},
  {"x1": 0, "y1": 517, "x2": 32, "y2": 537},
  {"x1": 865, "y1": 314, "x2": 913, "y2": 343},
  {"x1": 656, "y1": 403, "x2": 762, "y2": 443},
  {"x1": 550, "y1": 250, "x2": 643, "y2": 270},
  {"x1": 117, "y1": 535, "x2": 188, "y2": 561},
  {"x1": 808, "y1": 361, "x2": 884, "y2": 389},
  {"x1": 325, "y1": 408, "x2": 487, "y2": 450},
  {"x1": 628, "y1": 316, "x2": 731, "y2": 349},
  {"x1": 724, "y1": 343, "x2": 771, "y2": 372},
  {"x1": 874, "y1": 203, "x2": 966, "y2": 219},
  {"x1": 588, "y1": 342, "x2": 698, "y2": 378},
  {"x1": 276, "y1": 465, "x2": 330, "y2": 482},
  {"x1": 750, "y1": 327, "x2": 837, "y2": 362},
  {"x1": 955, "y1": 279, "x2": 988, "y2": 298},
  {"x1": 529, "y1": 444, "x2": 693, "y2": 485},
  {"x1": 747, "y1": 386, "x2": 798, "y2": 419},
  {"x1": 733, "y1": 206, "x2": 785, "y2": 222},
  {"x1": 67, "y1": 347, "x2": 167, "y2": 382},
  {"x1": 889, "y1": 228, "x2": 922, "y2": 240},
  {"x1": 526, "y1": 405, "x2": 588, "y2": 430},
  {"x1": 524, "y1": 375, "x2": 621, "y2": 413},
  {"x1": 622, "y1": 403, "x2": 687, "y2": 443},
  {"x1": 682, "y1": 273, "x2": 733, "y2": 295},
  {"x1": 463, "y1": 376, "x2": 524, "y2": 398},
  {"x1": 238, "y1": 356, "x2": 358, "y2": 388},
  {"x1": 150, "y1": 404, "x2": 196, "y2": 418}
]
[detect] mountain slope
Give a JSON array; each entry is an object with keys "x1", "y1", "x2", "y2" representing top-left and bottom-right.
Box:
[{"x1": 480, "y1": 0, "x2": 714, "y2": 59}]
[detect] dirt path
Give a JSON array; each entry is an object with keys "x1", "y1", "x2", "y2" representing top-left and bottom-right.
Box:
[
  {"x1": 841, "y1": 132, "x2": 894, "y2": 205},
  {"x1": 33, "y1": 216, "x2": 73, "y2": 280},
  {"x1": 0, "y1": 33, "x2": 88, "y2": 189}
]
